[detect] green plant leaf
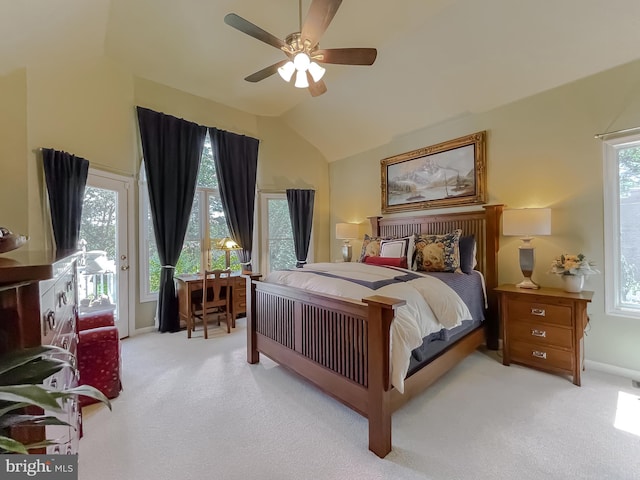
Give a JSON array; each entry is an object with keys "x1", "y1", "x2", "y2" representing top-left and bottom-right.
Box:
[
  {"x1": 0, "y1": 357, "x2": 70, "y2": 386},
  {"x1": 0, "y1": 414, "x2": 71, "y2": 429},
  {"x1": 0, "y1": 346, "x2": 69, "y2": 378},
  {"x1": 0, "y1": 385, "x2": 63, "y2": 411},
  {"x1": 53, "y1": 385, "x2": 112, "y2": 410},
  {"x1": 0, "y1": 401, "x2": 28, "y2": 417},
  {"x1": 0, "y1": 435, "x2": 29, "y2": 454}
]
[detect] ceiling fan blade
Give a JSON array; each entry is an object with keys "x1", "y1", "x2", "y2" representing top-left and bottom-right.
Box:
[
  {"x1": 244, "y1": 60, "x2": 290, "y2": 83},
  {"x1": 306, "y1": 72, "x2": 327, "y2": 97},
  {"x1": 301, "y1": 0, "x2": 343, "y2": 48},
  {"x1": 224, "y1": 13, "x2": 286, "y2": 50},
  {"x1": 314, "y1": 48, "x2": 377, "y2": 65}
]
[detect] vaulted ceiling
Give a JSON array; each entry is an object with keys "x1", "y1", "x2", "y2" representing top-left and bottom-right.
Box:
[{"x1": 3, "y1": 0, "x2": 640, "y2": 161}]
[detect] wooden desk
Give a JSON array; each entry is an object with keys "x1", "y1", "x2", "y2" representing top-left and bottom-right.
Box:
[{"x1": 175, "y1": 272, "x2": 260, "y2": 329}]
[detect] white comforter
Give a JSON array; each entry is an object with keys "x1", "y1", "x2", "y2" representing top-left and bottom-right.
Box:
[{"x1": 264, "y1": 262, "x2": 472, "y2": 393}]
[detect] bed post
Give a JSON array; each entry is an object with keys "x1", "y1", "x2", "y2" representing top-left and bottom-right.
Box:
[
  {"x1": 482, "y1": 204, "x2": 503, "y2": 350},
  {"x1": 363, "y1": 295, "x2": 406, "y2": 458},
  {"x1": 368, "y1": 216, "x2": 383, "y2": 236},
  {"x1": 246, "y1": 276, "x2": 259, "y2": 364}
]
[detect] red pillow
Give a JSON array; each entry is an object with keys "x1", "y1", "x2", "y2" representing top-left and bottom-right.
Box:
[{"x1": 364, "y1": 256, "x2": 408, "y2": 269}]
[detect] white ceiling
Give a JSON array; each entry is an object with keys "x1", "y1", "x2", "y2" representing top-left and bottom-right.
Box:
[{"x1": 3, "y1": 0, "x2": 640, "y2": 161}]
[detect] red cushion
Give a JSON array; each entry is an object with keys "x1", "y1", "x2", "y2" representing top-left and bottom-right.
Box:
[
  {"x1": 364, "y1": 255, "x2": 408, "y2": 268},
  {"x1": 77, "y1": 326, "x2": 121, "y2": 407},
  {"x1": 78, "y1": 310, "x2": 115, "y2": 331}
]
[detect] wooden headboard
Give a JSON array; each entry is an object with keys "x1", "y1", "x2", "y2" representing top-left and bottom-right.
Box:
[{"x1": 368, "y1": 204, "x2": 504, "y2": 349}]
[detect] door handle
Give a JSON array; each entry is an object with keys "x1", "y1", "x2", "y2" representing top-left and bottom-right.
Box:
[{"x1": 121, "y1": 265, "x2": 130, "y2": 271}]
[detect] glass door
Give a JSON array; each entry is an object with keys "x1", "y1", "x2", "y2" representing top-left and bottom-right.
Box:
[{"x1": 78, "y1": 170, "x2": 132, "y2": 338}]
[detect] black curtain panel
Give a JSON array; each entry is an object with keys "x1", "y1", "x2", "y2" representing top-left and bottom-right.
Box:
[
  {"x1": 209, "y1": 127, "x2": 259, "y2": 271},
  {"x1": 286, "y1": 189, "x2": 315, "y2": 268},
  {"x1": 42, "y1": 148, "x2": 90, "y2": 252},
  {"x1": 137, "y1": 107, "x2": 207, "y2": 333}
]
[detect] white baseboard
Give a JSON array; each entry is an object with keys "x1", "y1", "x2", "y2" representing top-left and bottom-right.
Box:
[
  {"x1": 585, "y1": 359, "x2": 640, "y2": 382},
  {"x1": 131, "y1": 326, "x2": 156, "y2": 336}
]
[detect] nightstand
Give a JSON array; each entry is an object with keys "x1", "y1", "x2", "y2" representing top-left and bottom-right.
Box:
[{"x1": 494, "y1": 285, "x2": 594, "y2": 386}]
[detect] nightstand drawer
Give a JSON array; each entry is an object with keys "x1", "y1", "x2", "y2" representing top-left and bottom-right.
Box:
[
  {"x1": 509, "y1": 321, "x2": 573, "y2": 349},
  {"x1": 507, "y1": 299, "x2": 572, "y2": 327},
  {"x1": 510, "y1": 340, "x2": 574, "y2": 371}
]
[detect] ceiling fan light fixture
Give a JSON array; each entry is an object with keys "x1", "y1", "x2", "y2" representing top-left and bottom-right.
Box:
[
  {"x1": 277, "y1": 61, "x2": 296, "y2": 82},
  {"x1": 308, "y1": 61, "x2": 326, "y2": 82},
  {"x1": 294, "y1": 69, "x2": 309, "y2": 88},
  {"x1": 293, "y1": 52, "x2": 311, "y2": 71}
]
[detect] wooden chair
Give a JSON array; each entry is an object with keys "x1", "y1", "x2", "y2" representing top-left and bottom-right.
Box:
[{"x1": 189, "y1": 268, "x2": 231, "y2": 338}]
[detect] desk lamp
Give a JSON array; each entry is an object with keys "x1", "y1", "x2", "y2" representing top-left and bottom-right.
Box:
[{"x1": 214, "y1": 237, "x2": 242, "y2": 269}]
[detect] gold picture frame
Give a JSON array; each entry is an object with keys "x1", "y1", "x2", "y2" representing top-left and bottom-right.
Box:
[{"x1": 381, "y1": 131, "x2": 487, "y2": 213}]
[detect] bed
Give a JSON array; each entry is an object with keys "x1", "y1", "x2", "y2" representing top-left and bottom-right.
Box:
[{"x1": 245, "y1": 204, "x2": 503, "y2": 457}]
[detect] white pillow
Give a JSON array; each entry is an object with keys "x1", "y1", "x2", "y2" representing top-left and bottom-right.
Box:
[
  {"x1": 379, "y1": 236, "x2": 415, "y2": 266},
  {"x1": 380, "y1": 239, "x2": 407, "y2": 258}
]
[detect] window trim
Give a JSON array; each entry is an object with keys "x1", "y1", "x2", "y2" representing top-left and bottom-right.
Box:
[
  {"x1": 138, "y1": 171, "x2": 156, "y2": 303},
  {"x1": 259, "y1": 192, "x2": 314, "y2": 275},
  {"x1": 603, "y1": 133, "x2": 640, "y2": 319}
]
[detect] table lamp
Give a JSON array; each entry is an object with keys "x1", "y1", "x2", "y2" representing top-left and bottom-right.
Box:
[
  {"x1": 335, "y1": 223, "x2": 359, "y2": 262},
  {"x1": 502, "y1": 208, "x2": 551, "y2": 289},
  {"x1": 214, "y1": 237, "x2": 242, "y2": 269}
]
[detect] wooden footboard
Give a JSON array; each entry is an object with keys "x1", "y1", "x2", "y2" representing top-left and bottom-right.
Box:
[{"x1": 246, "y1": 280, "x2": 405, "y2": 456}]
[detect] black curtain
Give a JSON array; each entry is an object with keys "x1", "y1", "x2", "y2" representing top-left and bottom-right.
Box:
[
  {"x1": 42, "y1": 148, "x2": 90, "y2": 252},
  {"x1": 286, "y1": 189, "x2": 315, "y2": 268},
  {"x1": 137, "y1": 107, "x2": 207, "y2": 333},
  {"x1": 209, "y1": 128, "x2": 259, "y2": 270}
]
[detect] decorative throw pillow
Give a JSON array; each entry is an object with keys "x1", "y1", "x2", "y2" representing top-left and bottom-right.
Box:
[
  {"x1": 459, "y1": 235, "x2": 477, "y2": 274},
  {"x1": 358, "y1": 234, "x2": 390, "y2": 262},
  {"x1": 413, "y1": 229, "x2": 462, "y2": 273},
  {"x1": 364, "y1": 255, "x2": 409, "y2": 269},
  {"x1": 379, "y1": 238, "x2": 409, "y2": 258}
]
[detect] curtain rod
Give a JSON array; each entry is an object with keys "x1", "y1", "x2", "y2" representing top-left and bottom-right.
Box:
[{"x1": 594, "y1": 126, "x2": 640, "y2": 139}]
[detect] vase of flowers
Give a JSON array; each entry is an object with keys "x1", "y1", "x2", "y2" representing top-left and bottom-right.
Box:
[{"x1": 549, "y1": 253, "x2": 599, "y2": 293}]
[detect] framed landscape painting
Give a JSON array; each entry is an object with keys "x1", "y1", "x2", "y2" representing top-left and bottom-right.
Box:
[{"x1": 381, "y1": 131, "x2": 487, "y2": 213}]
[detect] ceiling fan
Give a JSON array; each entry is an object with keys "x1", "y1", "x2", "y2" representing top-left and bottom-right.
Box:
[{"x1": 224, "y1": 0, "x2": 377, "y2": 97}]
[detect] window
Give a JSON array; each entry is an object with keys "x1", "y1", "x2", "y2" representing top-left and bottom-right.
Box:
[
  {"x1": 139, "y1": 133, "x2": 240, "y2": 301},
  {"x1": 603, "y1": 133, "x2": 640, "y2": 317},
  {"x1": 260, "y1": 193, "x2": 310, "y2": 275}
]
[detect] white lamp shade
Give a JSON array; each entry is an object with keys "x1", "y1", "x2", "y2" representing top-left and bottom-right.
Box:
[
  {"x1": 503, "y1": 208, "x2": 551, "y2": 237},
  {"x1": 293, "y1": 52, "x2": 311, "y2": 71},
  {"x1": 308, "y1": 62, "x2": 326, "y2": 82},
  {"x1": 277, "y1": 61, "x2": 295, "y2": 82},
  {"x1": 294, "y1": 70, "x2": 309, "y2": 88},
  {"x1": 336, "y1": 223, "x2": 359, "y2": 240}
]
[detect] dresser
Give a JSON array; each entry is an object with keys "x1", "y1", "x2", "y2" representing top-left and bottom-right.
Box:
[
  {"x1": 494, "y1": 285, "x2": 593, "y2": 386},
  {"x1": 0, "y1": 250, "x2": 81, "y2": 453}
]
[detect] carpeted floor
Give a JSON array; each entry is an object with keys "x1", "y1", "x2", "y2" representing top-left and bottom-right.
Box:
[{"x1": 78, "y1": 319, "x2": 640, "y2": 480}]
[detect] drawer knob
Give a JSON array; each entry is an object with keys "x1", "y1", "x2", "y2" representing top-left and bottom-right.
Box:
[
  {"x1": 531, "y1": 329, "x2": 546, "y2": 338},
  {"x1": 531, "y1": 307, "x2": 546, "y2": 316},
  {"x1": 532, "y1": 350, "x2": 547, "y2": 359},
  {"x1": 46, "y1": 310, "x2": 56, "y2": 330}
]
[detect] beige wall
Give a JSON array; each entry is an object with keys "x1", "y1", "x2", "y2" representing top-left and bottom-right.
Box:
[
  {"x1": 330, "y1": 59, "x2": 640, "y2": 373},
  {"x1": 0, "y1": 69, "x2": 28, "y2": 236},
  {"x1": 1, "y1": 59, "x2": 330, "y2": 331},
  {"x1": 256, "y1": 116, "x2": 330, "y2": 264},
  {"x1": 26, "y1": 57, "x2": 137, "y2": 251}
]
